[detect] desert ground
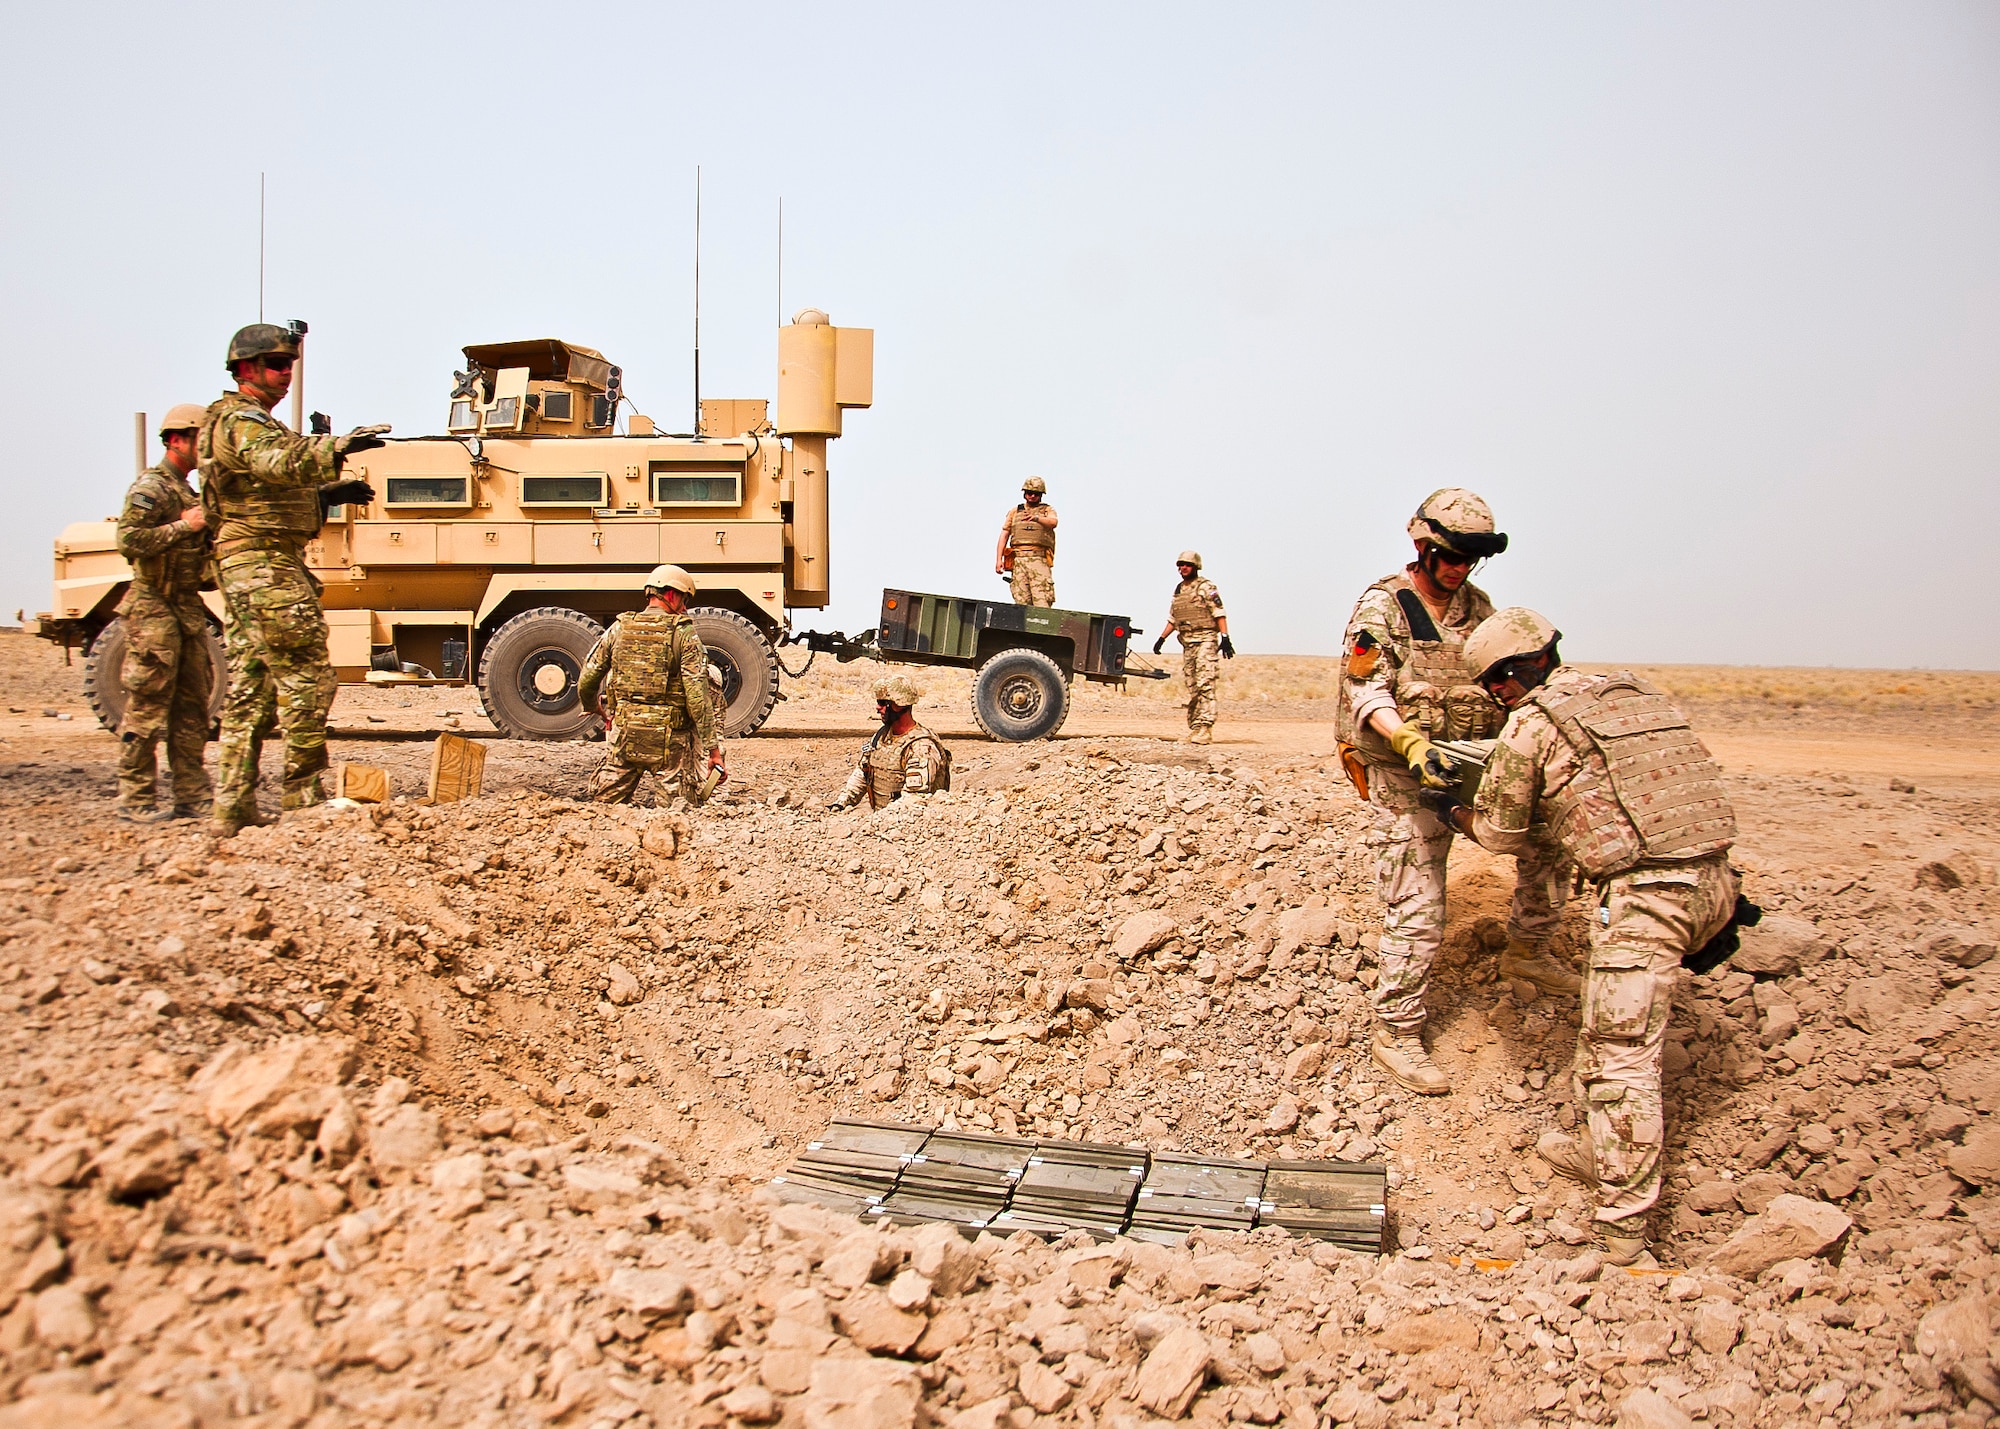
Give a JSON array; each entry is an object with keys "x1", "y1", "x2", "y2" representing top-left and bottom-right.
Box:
[{"x1": 0, "y1": 627, "x2": 1996, "y2": 1429}]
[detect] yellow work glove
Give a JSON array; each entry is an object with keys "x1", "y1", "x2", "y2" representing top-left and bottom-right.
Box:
[{"x1": 1387, "y1": 724, "x2": 1461, "y2": 790}]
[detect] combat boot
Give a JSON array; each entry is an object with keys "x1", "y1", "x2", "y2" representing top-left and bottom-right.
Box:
[
  {"x1": 212, "y1": 807, "x2": 275, "y2": 839},
  {"x1": 1371, "y1": 1023, "x2": 1450, "y2": 1096},
  {"x1": 1499, "y1": 940, "x2": 1582, "y2": 995},
  {"x1": 116, "y1": 804, "x2": 169, "y2": 825},
  {"x1": 1601, "y1": 1227, "x2": 1653, "y2": 1268},
  {"x1": 170, "y1": 801, "x2": 212, "y2": 821},
  {"x1": 1189, "y1": 728, "x2": 1212, "y2": 745},
  {"x1": 1536, "y1": 1130, "x2": 1598, "y2": 1189}
]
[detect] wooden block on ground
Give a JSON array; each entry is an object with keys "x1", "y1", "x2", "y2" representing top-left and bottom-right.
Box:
[
  {"x1": 427, "y1": 734, "x2": 486, "y2": 803},
  {"x1": 335, "y1": 763, "x2": 390, "y2": 804}
]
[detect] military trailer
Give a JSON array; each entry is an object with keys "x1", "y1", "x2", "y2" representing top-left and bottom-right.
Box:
[
  {"x1": 34, "y1": 311, "x2": 873, "y2": 741},
  {"x1": 795, "y1": 588, "x2": 1163, "y2": 742}
]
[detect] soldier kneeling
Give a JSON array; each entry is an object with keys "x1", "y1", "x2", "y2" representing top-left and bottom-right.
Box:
[{"x1": 828, "y1": 676, "x2": 950, "y2": 810}]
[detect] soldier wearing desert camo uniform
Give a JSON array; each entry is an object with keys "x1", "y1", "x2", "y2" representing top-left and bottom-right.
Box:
[
  {"x1": 995, "y1": 476, "x2": 1058, "y2": 608},
  {"x1": 576, "y1": 565, "x2": 725, "y2": 806},
  {"x1": 1334, "y1": 488, "x2": 1578, "y2": 1097},
  {"x1": 828, "y1": 675, "x2": 951, "y2": 810},
  {"x1": 111, "y1": 406, "x2": 216, "y2": 822},
  {"x1": 1421, "y1": 608, "x2": 1741, "y2": 1266},
  {"x1": 1152, "y1": 550, "x2": 1234, "y2": 745},
  {"x1": 201, "y1": 324, "x2": 389, "y2": 835}
]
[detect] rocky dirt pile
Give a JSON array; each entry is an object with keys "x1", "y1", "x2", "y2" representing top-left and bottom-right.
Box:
[{"x1": 0, "y1": 724, "x2": 1997, "y2": 1426}]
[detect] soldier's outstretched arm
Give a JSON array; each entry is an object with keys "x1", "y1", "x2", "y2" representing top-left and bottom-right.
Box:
[
  {"x1": 828, "y1": 767, "x2": 867, "y2": 809},
  {"x1": 1461, "y1": 715, "x2": 1549, "y2": 856},
  {"x1": 222, "y1": 409, "x2": 341, "y2": 488}
]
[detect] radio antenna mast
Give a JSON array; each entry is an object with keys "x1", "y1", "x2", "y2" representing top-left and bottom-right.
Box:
[
  {"x1": 777, "y1": 196, "x2": 784, "y2": 328},
  {"x1": 258, "y1": 173, "x2": 266, "y2": 322},
  {"x1": 692, "y1": 165, "x2": 702, "y2": 435}
]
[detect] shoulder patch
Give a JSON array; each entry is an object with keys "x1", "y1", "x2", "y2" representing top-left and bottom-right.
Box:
[
  {"x1": 231, "y1": 407, "x2": 276, "y2": 428},
  {"x1": 129, "y1": 492, "x2": 157, "y2": 511}
]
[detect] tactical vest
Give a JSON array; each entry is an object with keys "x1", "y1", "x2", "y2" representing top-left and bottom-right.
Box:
[
  {"x1": 1170, "y1": 579, "x2": 1219, "y2": 634},
  {"x1": 199, "y1": 392, "x2": 323, "y2": 556},
  {"x1": 124, "y1": 466, "x2": 209, "y2": 600},
  {"x1": 864, "y1": 725, "x2": 948, "y2": 808},
  {"x1": 1007, "y1": 505, "x2": 1055, "y2": 557},
  {"x1": 1337, "y1": 570, "x2": 1503, "y2": 760},
  {"x1": 608, "y1": 610, "x2": 693, "y2": 727},
  {"x1": 1525, "y1": 670, "x2": 1736, "y2": 881}
]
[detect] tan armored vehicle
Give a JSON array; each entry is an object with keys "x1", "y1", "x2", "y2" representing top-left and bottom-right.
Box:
[{"x1": 35, "y1": 310, "x2": 872, "y2": 740}]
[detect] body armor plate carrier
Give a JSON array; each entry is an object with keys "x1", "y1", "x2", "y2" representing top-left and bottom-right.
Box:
[{"x1": 1526, "y1": 670, "x2": 1736, "y2": 881}]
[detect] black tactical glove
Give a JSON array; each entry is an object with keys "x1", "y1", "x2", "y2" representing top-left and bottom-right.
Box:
[
  {"x1": 309, "y1": 411, "x2": 333, "y2": 436},
  {"x1": 1152, "y1": 636, "x2": 1166, "y2": 655},
  {"x1": 333, "y1": 424, "x2": 392, "y2": 468},
  {"x1": 1219, "y1": 634, "x2": 1235, "y2": 659},
  {"x1": 318, "y1": 479, "x2": 375, "y2": 515},
  {"x1": 1416, "y1": 787, "x2": 1465, "y2": 828}
]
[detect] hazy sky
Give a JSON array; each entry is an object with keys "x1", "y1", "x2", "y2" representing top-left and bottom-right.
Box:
[{"x1": 4, "y1": 3, "x2": 1995, "y2": 668}]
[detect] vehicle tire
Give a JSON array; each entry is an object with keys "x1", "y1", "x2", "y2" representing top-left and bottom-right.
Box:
[
  {"x1": 692, "y1": 607, "x2": 780, "y2": 739},
  {"x1": 82, "y1": 615, "x2": 228, "y2": 733},
  {"x1": 971, "y1": 647, "x2": 1070, "y2": 742},
  {"x1": 477, "y1": 606, "x2": 606, "y2": 740}
]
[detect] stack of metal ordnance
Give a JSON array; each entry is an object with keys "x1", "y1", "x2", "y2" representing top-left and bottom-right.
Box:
[{"x1": 770, "y1": 1120, "x2": 1386, "y2": 1253}]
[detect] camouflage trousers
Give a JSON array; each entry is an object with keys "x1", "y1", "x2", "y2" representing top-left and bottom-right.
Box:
[
  {"x1": 1573, "y1": 854, "x2": 1737, "y2": 1225},
  {"x1": 115, "y1": 593, "x2": 213, "y2": 810},
  {"x1": 215, "y1": 549, "x2": 335, "y2": 818},
  {"x1": 591, "y1": 713, "x2": 709, "y2": 806},
  {"x1": 1366, "y1": 763, "x2": 1569, "y2": 1031},
  {"x1": 1011, "y1": 556, "x2": 1054, "y2": 608},
  {"x1": 1181, "y1": 633, "x2": 1219, "y2": 731}
]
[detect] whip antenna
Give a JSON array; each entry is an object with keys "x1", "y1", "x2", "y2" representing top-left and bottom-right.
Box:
[
  {"x1": 693, "y1": 165, "x2": 701, "y2": 435},
  {"x1": 258, "y1": 173, "x2": 266, "y2": 322}
]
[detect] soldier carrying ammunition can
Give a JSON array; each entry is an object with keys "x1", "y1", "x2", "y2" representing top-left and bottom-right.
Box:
[{"x1": 1334, "y1": 489, "x2": 1577, "y2": 1096}]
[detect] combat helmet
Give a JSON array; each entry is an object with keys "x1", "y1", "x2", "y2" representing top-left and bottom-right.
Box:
[
  {"x1": 1021, "y1": 476, "x2": 1047, "y2": 494},
  {"x1": 1408, "y1": 488, "x2": 1508, "y2": 558},
  {"x1": 225, "y1": 323, "x2": 301, "y2": 371},
  {"x1": 1176, "y1": 550, "x2": 1202, "y2": 569},
  {"x1": 644, "y1": 564, "x2": 698, "y2": 596},
  {"x1": 1463, "y1": 608, "x2": 1561, "y2": 684},
  {"x1": 158, "y1": 404, "x2": 207, "y2": 436},
  {"x1": 873, "y1": 674, "x2": 923, "y2": 707}
]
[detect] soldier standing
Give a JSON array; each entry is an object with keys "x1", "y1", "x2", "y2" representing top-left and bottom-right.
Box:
[
  {"x1": 1151, "y1": 551, "x2": 1234, "y2": 745},
  {"x1": 1334, "y1": 489, "x2": 1576, "y2": 1096},
  {"x1": 995, "y1": 476, "x2": 1058, "y2": 607},
  {"x1": 1423, "y1": 609, "x2": 1741, "y2": 1266},
  {"x1": 112, "y1": 405, "x2": 215, "y2": 822},
  {"x1": 576, "y1": 565, "x2": 724, "y2": 805},
  {"x1": 202, "y1": 324, "x2": 386, "y2": 835},
  {"x1": 827, "y1": 675, "x2": 950, "y2": 810}
]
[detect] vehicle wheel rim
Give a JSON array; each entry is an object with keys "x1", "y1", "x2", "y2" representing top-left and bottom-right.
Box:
[
  {"x1": 518, "y1": 649, "x2": 581, "y2": 713},
  {"x1": 998, "y1": 674, "x2": 1043, "y2": 721},
  {"x1": 709, "y1": 654, "x2": 742, "y2": 708}
]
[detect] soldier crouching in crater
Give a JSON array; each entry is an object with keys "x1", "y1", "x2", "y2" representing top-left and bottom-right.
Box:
[{"x1": 827, "y1": 676, "x2": 951, "y2": 811}]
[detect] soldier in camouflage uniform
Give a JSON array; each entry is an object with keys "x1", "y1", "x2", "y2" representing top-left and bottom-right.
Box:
[
  {"x1": 1335, "y1": 489, "x2": 1576, "y2": 1096},
  {"x1": 1424, "y1": 608, "x2": 1740, "y2": 1266},
  {"x1": 576, "y1": 565, "x2": 724, "y2": 806},
  {"x1": 995, "y1": 476, "x2": 1058, "y2": 607},
  {"x1": 1152, "y1": 551, "x2": 1234, "y2": 745},
  {"x1": 112, "y1": 406, "x2": 215, "y2": 821},
  {"x1": 827, "y1": 675, "x2": 950, "y2": 810},
  {"x1": 201, "y1": 324, "x2": 388, "y2": 835}
]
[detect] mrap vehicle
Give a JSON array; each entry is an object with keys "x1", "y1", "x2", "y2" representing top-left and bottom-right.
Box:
[
  {"x1": 36, "y1": 312, "x2": 1161, "y2": 743},
  {"x1": 35, "y1": 311, "x2": 873, "y2": 741}
]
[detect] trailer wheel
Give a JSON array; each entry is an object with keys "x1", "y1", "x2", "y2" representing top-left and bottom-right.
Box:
[
  {"x1": 971, "y1": 648, "x2": 1070, "y2": 742},
  {"x1": 82, "y1": 616, "x2": 229, "y2": 733},
  {"x1": 477, "y1": 606, "x2": 606, "y2": 740},
  {"x1": 692, "y1": 607, "x2": 781, "y2": 738}
]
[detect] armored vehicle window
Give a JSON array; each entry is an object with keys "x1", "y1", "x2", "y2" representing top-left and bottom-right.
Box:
[
  {"x1": 520, "y1": 473, "x2": 609, "y2": 507},
  {"x1": 486, "y1": 397, "x2": 521, "y2": 431},
  {"x1": 383, "y1": 476, "x2": 472, "y2": 508},
  {"x1": 542, "y1": 391, "x2": 573, "y2": 421},
  {"x1": 449, "y1": 401, "x2": 477, "y2": 431},
  {"x1": 589, "y1": 395, "x2": 612, "y2": 428},
  {"x1": 651, "y1": 470, "x2": 741, "y2": 506}
]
